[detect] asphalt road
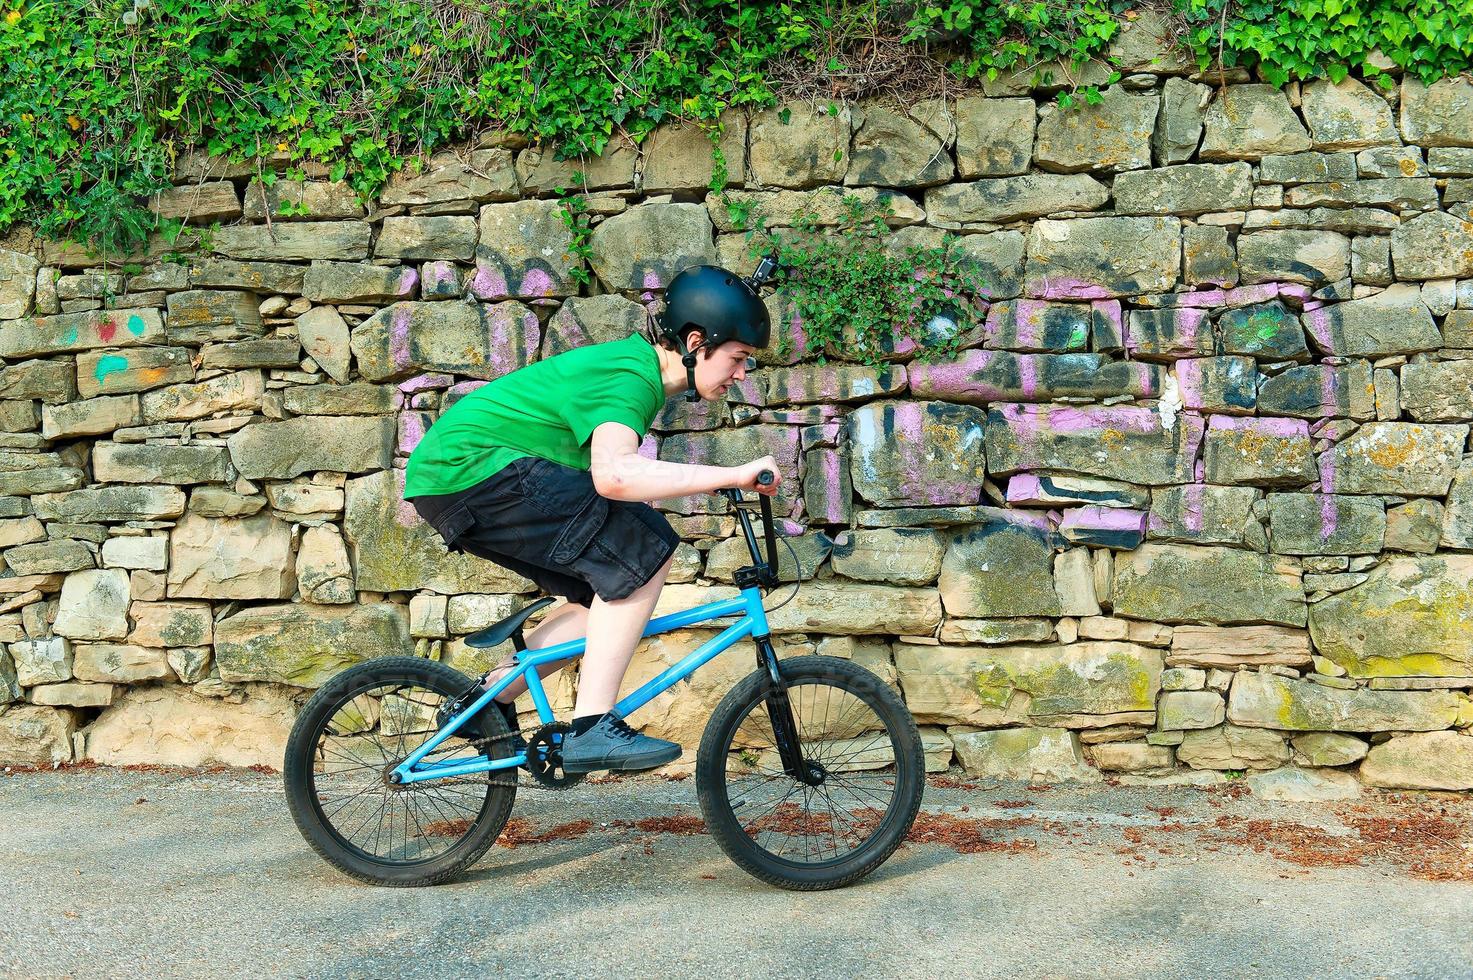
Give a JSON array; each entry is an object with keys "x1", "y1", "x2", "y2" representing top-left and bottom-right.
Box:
[{"x1": 3, "y1": 766, "x2": 1471, "y2": 979}]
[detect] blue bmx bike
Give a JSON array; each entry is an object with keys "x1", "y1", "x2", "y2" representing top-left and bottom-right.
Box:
[{"x1": 283, "y1": 475, "x2": 925, "y2": 891}]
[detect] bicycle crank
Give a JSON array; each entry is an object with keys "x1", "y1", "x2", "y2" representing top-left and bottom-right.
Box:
[{"x1": 524, "y1": 722, "x2": 585, "y2": 790}]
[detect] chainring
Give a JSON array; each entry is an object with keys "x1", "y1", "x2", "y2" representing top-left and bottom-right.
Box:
[{"x1": 524, "y1": 722, "x2": 585, "y2": 790}]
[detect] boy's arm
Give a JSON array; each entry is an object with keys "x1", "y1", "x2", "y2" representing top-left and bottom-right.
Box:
[{"x1": 588, "y1": 422, "x2": 779, "y2": 503}]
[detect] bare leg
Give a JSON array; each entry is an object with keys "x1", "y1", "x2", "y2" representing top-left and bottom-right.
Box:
[
  {"x1": 574, "y1": 553, "x2": 675, "y2": 717},
  {"x1": 482, "y1": 601, "x2": 590, "y2": 703}
]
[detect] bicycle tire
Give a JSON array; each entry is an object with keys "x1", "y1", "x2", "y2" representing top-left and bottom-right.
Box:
[
  {"x1": 695, "y1": 655, "x2": 925, "y2": 891},
  {"x1": 283, "y1": 656, "x2": 517, "y2": 886}
]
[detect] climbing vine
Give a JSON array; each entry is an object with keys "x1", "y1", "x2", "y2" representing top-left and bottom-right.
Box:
[
  {"x1": 733, "y1": 195, "x2": 991, "y2": 368},
  {"x1": 555, "y1": 172, "x2": 594, "y2": 287},
  {"x1": 3, "y1": 1, "x2": 1473, "y2": 256}
]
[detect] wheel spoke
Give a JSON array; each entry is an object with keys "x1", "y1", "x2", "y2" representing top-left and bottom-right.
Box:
[
  {"x1": 717, "y1": 669, "x2": 914, "y2": 870},
  {"x1": 291, "y1": 667, "x2": 515, "y2": 872}
]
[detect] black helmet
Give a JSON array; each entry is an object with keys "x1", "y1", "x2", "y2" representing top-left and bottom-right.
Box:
[
  {"x1": 659, "y1": 265, "x2": 770, "y2": 348},
  {"x1": 658, "y1": 264, "x2": 771, "y2": 402}
]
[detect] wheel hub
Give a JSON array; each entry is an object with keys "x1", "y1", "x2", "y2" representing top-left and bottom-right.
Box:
[{"x1": 802, "y1": 761, "x2": 827, "y2": 786}]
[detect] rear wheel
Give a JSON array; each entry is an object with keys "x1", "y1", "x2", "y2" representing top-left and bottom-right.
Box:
[
  {"x1": 695, "y1": 655, "x2": 924, "y2": 890},
  {"x1": 282, "y1": 656, "x2": 517, "y2": 886}
]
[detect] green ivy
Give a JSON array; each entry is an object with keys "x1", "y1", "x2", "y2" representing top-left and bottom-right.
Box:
[
  {"x1": 4, "y1": 0, "x2": 1473, "y2": 257},
  {"x1": 1178, "y1": 0, "x2": 1473, "y2": 88},
  {"x1": 555, "y1": 171, "x2": 594, "y2": 287},
  {"x1": 734, "y1": 195, "x2": 990, "y2": 367},
  {"x1": 899, "y1": 0, "x2": 1132, "y2": 84}
]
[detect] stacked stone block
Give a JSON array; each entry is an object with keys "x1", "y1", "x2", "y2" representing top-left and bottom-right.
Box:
[{"x1": 1, "y1": 61, "x2": 1472, "y2": 794}]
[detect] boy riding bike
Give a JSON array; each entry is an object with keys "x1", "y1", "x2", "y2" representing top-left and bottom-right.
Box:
[{"x1": 405, "y1": 265, "x2": 780, "y2": 774}]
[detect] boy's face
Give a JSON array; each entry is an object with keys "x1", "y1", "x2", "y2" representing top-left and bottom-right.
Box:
[{"x1": 690, "y1": 337, "x2": 758, "y2": 400}]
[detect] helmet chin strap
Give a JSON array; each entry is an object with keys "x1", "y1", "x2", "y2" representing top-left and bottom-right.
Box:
[{"x1": 677, "y1": 333, "x2": 704, "y2": 402}]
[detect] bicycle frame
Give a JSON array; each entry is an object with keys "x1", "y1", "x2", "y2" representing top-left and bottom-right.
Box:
[{"x1": 391, "y1": 572, "x2": 775, "y2": 786}]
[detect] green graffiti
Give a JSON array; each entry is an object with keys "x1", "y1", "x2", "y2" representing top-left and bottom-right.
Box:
[
  {"x1": 126, "y1": 313, "x2": 146, "y2": 337},
  {"x1": 95, "y1": 354, "x2": 129, "y2": 386},
  {"x1": 62, "y1": 326, "x2": 79, "y2": 345},
  {"x1": 1247, "y1": 309, "x2": 1282, "y2": 341}
]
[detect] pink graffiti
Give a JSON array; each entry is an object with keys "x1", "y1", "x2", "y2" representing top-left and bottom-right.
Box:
[
  {"x1": 1319, "y1": 492, "x2": 1339, "y2": 541},
  {"x1": 1164, "y1": 283, "x2": 1280, "y2": 309},
  {"x1": 801, "y1": 421, "x2": 842, "y2": 451},
  {"x1": 447, "y1": 379, "x2": 489, "y2": 399},
  {"x1": 1004, "y1": 474, "x2": 1043, "y2": 506},
  {"x1": 392, "y1": 472, "x2": 420, "y2": 527},
  {"x1": 819, "y1": 448, "x2": 843, "y2": 520},
  {"x1": 893, "y1": 402, "x2": 928, "y2": 494},
  {"x1": 1017, "y1": 354, "x2": 1040, "y2": 399},
  {"x1": 777, "y1": 518, "x2": 805, "y2": 536},
  {"x1": 1176, "y1": 359, "x2": 1206, "y2": 408},
  {"x1": 1277, "y1": 283, "x2": 1313, "y2": 304},
  {"x1": 1317, "y1": 441, "x2": 1340, "y2": 536},
  {"x1": 1133, "y1": 361, "x2": 1163, "y2": 397},
  {"x1": 1319, "y1": 366, "x2": 1341, "y2": 418},
  {"x1": 398, "y1": 373, "x2": 455, "y2": 394},
  {"x1": 907, "y1": 350, "x2": 990, "y2": 401},
  {"x1": 521, "y1": 310, "x2": 541, "y2": 364},
  {"x1": 999, "y1": 403, "x2": 1164, "y2": 436},
  {"x1": 784, "y1": 305, "x2": 809, "y2": 358},
  {"x1": 519, "y1": 267, "x2": 555, "y2": 298},
  {"x1": 470, "y1": 263, "x2": 508, "y2": 300},
  {"x1": 1207, "y1": 414, "x2": 1308, "y2": 439},
  {"x1": 397, "y1": 267, "x2": 420, "y2": 297},
  {"x1": 1018, "y1": 300, "x2": 1051, "y2": 349},
  {"x1": 389, "y1": 305, "x2": 413, "y2": 370},
  {"x1": 1061, "y1": 505, "x2": 1147, "y2": 535},
  {"x1": 1183, "y1": 483, "x2": 1205, "y2": 534},
  {"x1": 1300, "y1": 307, "x2": 1335, "y2": 352},
  {"x1": 397, "y1": 412, "x2": 428, "y2": 455},
  {"x1": 488, "y1": 306, "x2": 512, "y2": 375}
]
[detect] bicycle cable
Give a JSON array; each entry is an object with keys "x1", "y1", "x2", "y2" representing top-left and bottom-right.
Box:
[{"x1": 760, "y1": 524, "x2": 809, "y2": 614}]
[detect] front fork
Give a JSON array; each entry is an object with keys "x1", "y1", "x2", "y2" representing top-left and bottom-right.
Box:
[{"x1": 756, "y1": 635, "x2": 814, "y2": 784}]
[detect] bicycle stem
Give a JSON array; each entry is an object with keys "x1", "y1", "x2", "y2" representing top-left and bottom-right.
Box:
[{"x1": 720, "y1": 469, "x2": 779, "y2": 587}]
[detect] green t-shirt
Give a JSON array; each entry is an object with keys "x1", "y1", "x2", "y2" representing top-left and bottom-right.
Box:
[{"x1": 405, "y1": 333, "x2": 666, "y2": 497}]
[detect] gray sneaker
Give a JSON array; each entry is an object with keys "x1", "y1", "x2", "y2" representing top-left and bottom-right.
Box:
[{"x1": 561, "y1": 713, "x2": 682, "y2": 773}]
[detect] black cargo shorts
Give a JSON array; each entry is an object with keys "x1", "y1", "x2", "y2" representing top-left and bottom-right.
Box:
[{"x1": 409, "y1": 455, "x2": 681, "y2": 607}]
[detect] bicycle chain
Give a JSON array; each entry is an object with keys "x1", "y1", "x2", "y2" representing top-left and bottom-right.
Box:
[
  {"x1": 466, "y1": 729, "x2": 520, "y2": 753},
  {"x1": 433, "y1": 684, "x2": 524, "y2": 787}
]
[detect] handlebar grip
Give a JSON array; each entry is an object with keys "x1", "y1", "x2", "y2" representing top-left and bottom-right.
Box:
[{"x1": 756, "y1": 469, "x2": 775, "y2": 486}]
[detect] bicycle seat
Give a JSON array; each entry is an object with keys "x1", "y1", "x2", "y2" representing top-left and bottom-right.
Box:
[{"x1": 465, "y1": 595, "x2": 557, "y2": 649}]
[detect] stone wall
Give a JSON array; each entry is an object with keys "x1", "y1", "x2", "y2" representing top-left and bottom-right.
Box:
[{"x1": 2, "y1": 62, "x2": 1473, "y2": 795}]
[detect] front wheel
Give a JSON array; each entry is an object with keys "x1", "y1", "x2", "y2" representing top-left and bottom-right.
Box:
[{"x1": 695, "y1": 655, "x2": 925, "y2": 890}]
